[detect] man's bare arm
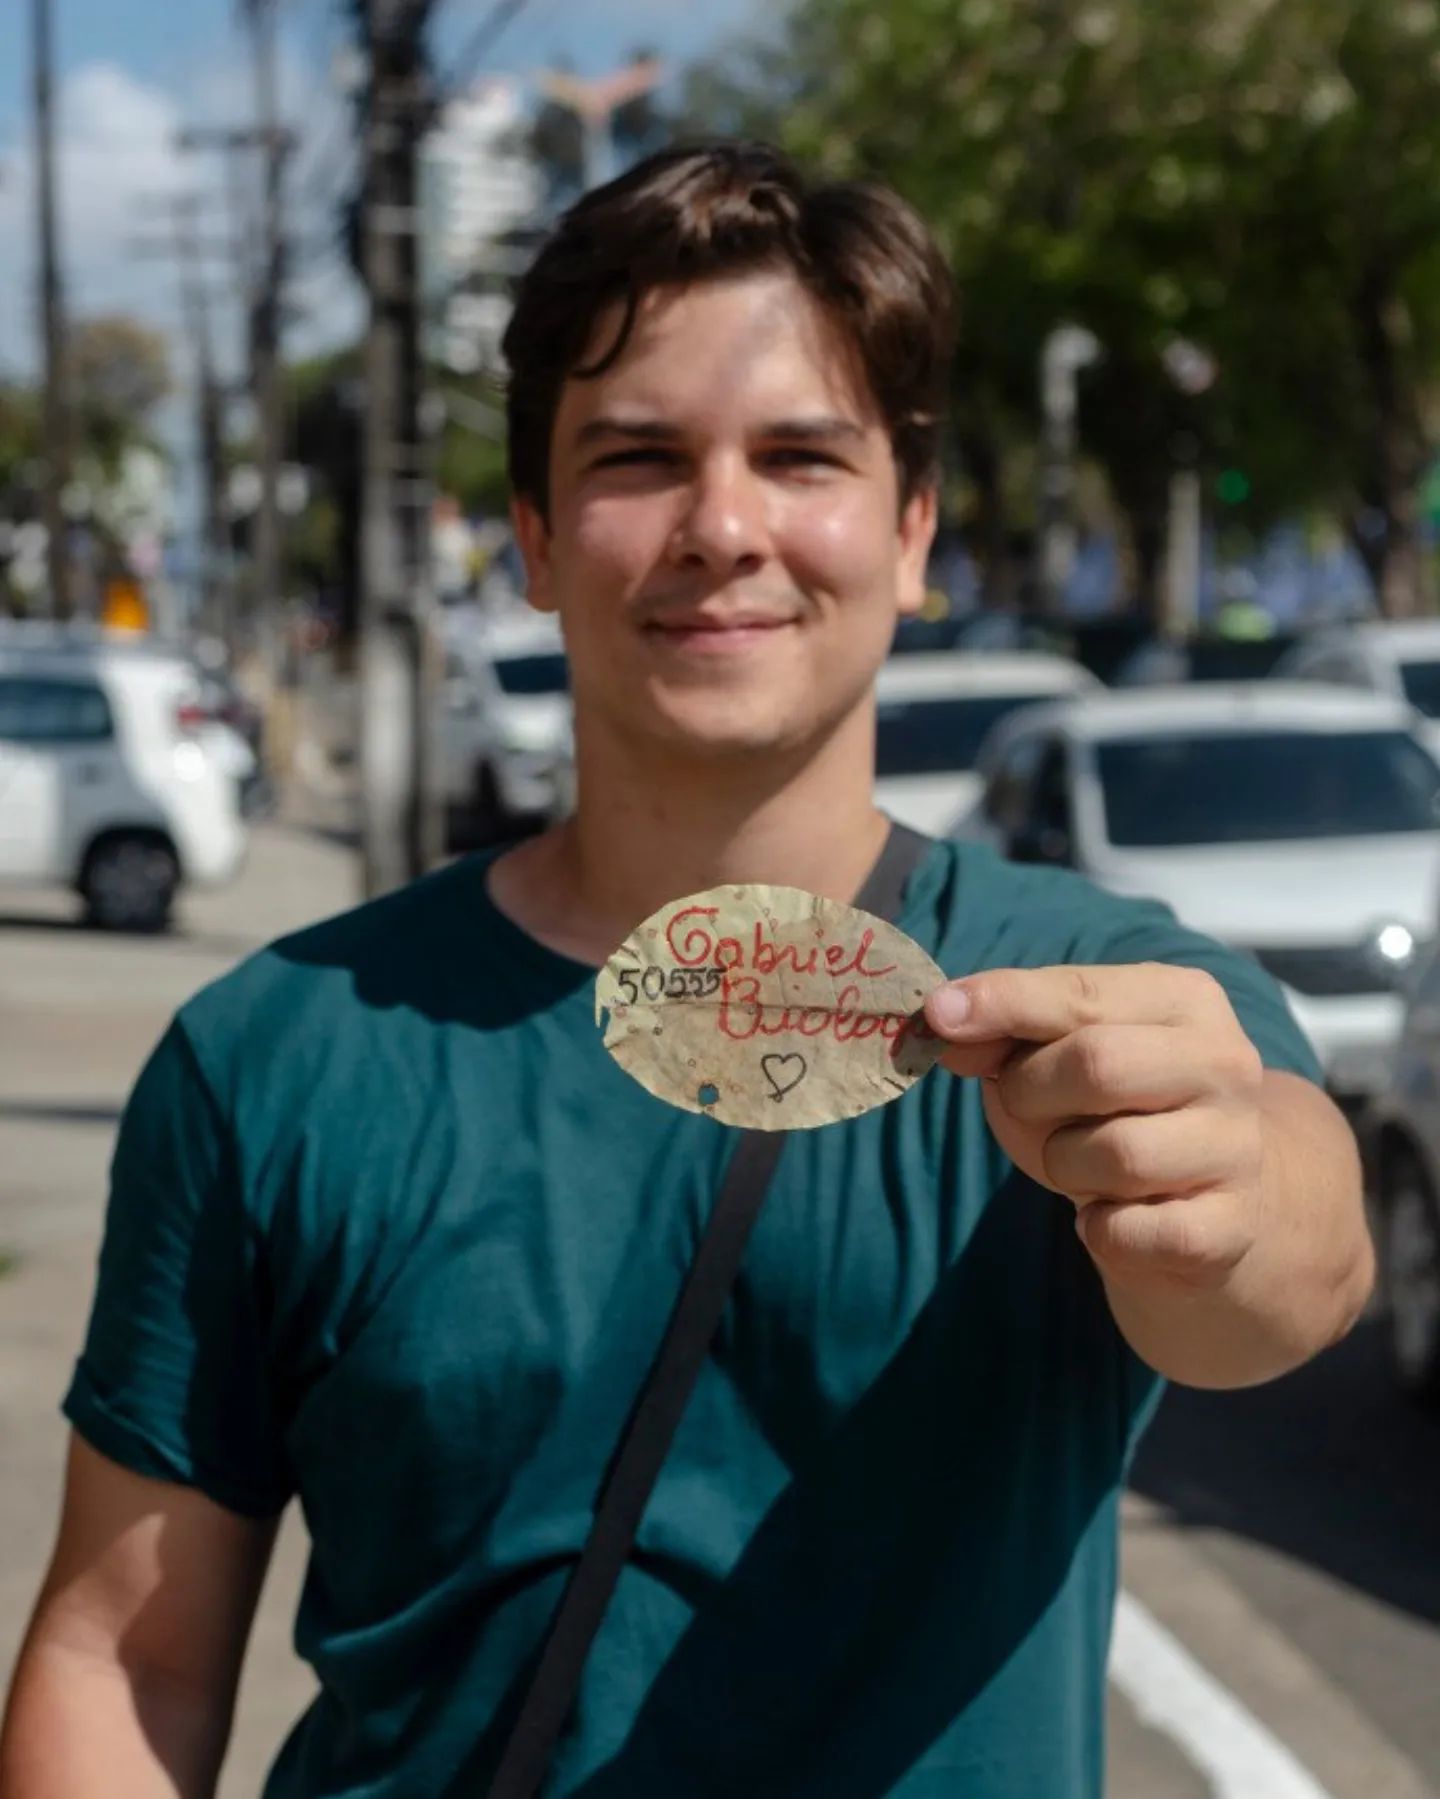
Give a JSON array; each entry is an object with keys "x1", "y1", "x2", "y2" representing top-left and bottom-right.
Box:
[{"x1": 0, "y1": 1434, "x2": 279, "y2": 1798}]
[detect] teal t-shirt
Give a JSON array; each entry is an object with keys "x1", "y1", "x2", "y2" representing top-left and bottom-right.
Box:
[{"x1": 65, "y1": 838, "x2": 1320, "y2": 1798}]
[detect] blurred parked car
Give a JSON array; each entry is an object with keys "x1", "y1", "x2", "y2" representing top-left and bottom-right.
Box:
[
  {"x1": 874, "y1": 651, "x2": 1100, "y2": 834},
  {"x1": 1112, "y1": 632, "x2": 1297, "y2": 686},
  {"x1": 962, "y1": 684, "x2": 1440, "y2": 1104},
  {"x1": 190, "y1": 665, "x2": 270, "y2": 817},
  {"x1": 0, "y1": 636, "x2": 249, "y2": 931},
  {"x1": 441, "y1": 611, "x2": 572, "y2": 847},
  {"x1": 1365, "y1": 957, "x2": 1440, "y2": 1407},
  {"x1": 1273, "y1": 620, "x2": 1440, "y2": 760},
  {"x1": 891, "y1": 609, "x2": 1071, "y2": 658}
]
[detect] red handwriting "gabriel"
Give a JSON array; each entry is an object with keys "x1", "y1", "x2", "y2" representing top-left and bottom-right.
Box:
[
  {"x1": 664, "y1": 905, "x2": 899, "y2": 981},
  {"x1": 663, "y1": 906, "x2": 930, "y2": 1053}
]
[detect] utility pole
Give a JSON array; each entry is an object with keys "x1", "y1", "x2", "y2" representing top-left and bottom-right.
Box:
[
  {"x1": 138, "y1": 196, "x2": 233, "y2": 646},
  {"x1": 359, "y1": 0, "x2": 443, "y2": 895},
  {"x1": 31, "y1": 0, "x2": 72, "y2": 619},
  {"x1": 246, "y1": 0, "x2": 290, "y2": 686},
  {"x1": 174, "y1": 120, "x2": 290, "y2": 660}
]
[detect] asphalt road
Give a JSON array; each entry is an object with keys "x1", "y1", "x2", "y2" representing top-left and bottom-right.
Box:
[{"x1": 1, "y1": 820, "x2": 1436, "y2": 1798}]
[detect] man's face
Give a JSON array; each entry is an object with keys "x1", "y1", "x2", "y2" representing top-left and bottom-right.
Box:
[{"x1": 512, "y1": 271, "x2": 936, "y2": 763}]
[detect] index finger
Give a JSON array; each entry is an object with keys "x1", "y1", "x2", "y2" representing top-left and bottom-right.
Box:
[{"x1": 924, "y1": 962, "x2": 1224, "y2": 1049}]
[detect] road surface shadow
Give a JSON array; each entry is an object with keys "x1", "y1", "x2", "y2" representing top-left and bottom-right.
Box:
[
  {"x1": 0, "y1": 912, "x2": 86, "y2": 934},
  {"x1": 1130, "y1": 1316, "x2": 1440, "y2": 1626},
  {"x1": 0, "y1": 912, "x2": 256, "y2": 958},
  {"x1": 0, "y1": 1100, "x2": 124, "y2": 1127}
]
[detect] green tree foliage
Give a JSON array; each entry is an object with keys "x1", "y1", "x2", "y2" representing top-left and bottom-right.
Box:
[
  {"x1": 283, "y1": 347, "x2": 509, "y2": 632},
  {"x1": 0, "y1": 315, "x2": 172, "y2": 590},
  {"x1": 682, "y1": 0, "x2": 1440, "y2": 615},
  {"x1": 67, "y1": 314, "x2": 171, "y2": 438}
]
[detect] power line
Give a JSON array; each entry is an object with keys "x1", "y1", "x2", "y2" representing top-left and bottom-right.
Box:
[{"x1": 435, "y1": 0, "x2": 532, "y2": 103}]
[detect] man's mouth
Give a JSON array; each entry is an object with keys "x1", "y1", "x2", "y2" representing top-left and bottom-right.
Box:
[{"x1": 642, "y1": 612, "x2": 799, "y2": 653}]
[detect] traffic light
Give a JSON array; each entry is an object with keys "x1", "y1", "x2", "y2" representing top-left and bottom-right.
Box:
[{"x1": 1216, "y1": 468, "x2": 1251, "y2": 505}]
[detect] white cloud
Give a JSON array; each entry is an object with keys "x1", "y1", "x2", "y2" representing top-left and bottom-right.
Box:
[
  {"x1": 0, "y1": 55, "x2": 362, "y2": 385},
  {"x1": 0, "y1": 65, "x2": 195, "y2": 383}
]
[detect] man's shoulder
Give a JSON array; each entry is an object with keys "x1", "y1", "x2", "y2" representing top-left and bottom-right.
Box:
[
  {"x1": 177, "y1": 853, "x2": 495, "y2": 1078},
  {"x1": 916, "y1": 835, "x2": 1172, "y2": 966}
]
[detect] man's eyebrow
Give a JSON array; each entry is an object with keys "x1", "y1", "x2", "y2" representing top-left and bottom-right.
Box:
[
  {"x1": 573, "y1": 414, "x2": 868, "y2": 448},
  {"x1": 573, "y1": 417, "x2": 684, "y2": 448},
  {"x1": 761, "y1": 416, "x2": 867, "y2": 443}
]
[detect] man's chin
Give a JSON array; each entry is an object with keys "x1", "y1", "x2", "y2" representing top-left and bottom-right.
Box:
[{"x1": 622, "y1": 696, "x2": 809, "y2": 760}]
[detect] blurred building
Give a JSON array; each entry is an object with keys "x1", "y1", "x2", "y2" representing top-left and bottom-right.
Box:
[{"x1": 420, "y1": 78, "x2": 543, "y2": 376}]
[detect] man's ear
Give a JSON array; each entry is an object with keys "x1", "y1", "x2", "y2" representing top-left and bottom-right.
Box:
[
  {"x1": 895, "y1": 483, "x2": 939, "y2": 619},
  {"x1": 510, "y1": 493, "x2": 557, "y2": 615}
]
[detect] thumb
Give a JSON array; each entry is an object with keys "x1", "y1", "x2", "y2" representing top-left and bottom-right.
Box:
[{"x1": 925, "y1": 983, "x2": 1014, "y2": 1080}]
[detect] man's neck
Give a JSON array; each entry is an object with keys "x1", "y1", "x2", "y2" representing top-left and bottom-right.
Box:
[{"x1": 487, "y1": 715, "x2": 891, "y2": 967}]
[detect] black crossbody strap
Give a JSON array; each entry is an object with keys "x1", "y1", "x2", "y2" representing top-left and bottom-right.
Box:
[{"x1": 486, "y1": 821, "x2": 933, "y2": 1799}]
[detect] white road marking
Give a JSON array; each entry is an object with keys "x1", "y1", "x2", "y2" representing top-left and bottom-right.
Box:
[{"x1": 1110, "y1": 1589, "x2": 1337, "y2": 1799}]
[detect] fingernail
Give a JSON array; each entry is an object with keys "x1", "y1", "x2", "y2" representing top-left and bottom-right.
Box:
[{"x1": 928, "y1": 985, "x2": 972, "y2": 1032}]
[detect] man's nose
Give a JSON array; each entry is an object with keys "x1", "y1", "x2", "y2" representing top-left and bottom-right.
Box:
[{"x1": 667, "y1": 456, "x2": 771, "y2": 576}]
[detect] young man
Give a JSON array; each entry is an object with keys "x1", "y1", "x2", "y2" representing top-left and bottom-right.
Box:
[{"x1": 2, "y1": 142, "x2": 1371, "y2": 1797}]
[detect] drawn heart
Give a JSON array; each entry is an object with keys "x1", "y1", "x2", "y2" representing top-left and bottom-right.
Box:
[{"x1": 761, "y1": 1052, "x2": 808, "y2": 1103}]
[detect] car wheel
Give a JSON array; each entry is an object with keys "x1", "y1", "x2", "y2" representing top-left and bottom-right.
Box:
[
  {"x1": 1379, "y1": 1145, "x2": 1440, "y2": 1409},
  {"x1": 80, "y1": 834, "x2": 180, "y2": 934}
]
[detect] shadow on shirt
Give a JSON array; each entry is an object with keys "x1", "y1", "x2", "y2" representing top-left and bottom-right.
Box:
[{"x1": 457, "y1": 1169, "x2": 1121, "y2": 1798}]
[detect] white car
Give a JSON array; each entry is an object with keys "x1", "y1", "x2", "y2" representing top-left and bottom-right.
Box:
[
  {"x1": 873, "y1": 651, "x2": 1100, "y2": 835},
  {"x1": 965, "y1": 683, "x2": 1440, "y2": 1102},
  {"x1": 440, "y1": 612, "x2": 573, "y2": 843},
  {"x1": 0, "y1": 636, "x2": 249, "y2": 931},
  {"x1": 1274, "y1": 620, "x2": 1440, "y2": 760},
  {"x1": 1365, "y1": 950, "x2": 1440, "y2": 1406}
]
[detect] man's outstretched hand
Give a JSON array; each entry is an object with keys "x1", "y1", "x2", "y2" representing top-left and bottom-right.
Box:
[
  {"x1": 924, "y1": 960, "x2": 1373, "y2": 1388},
  {"x1": 924, "y1": 963, "x2": 1270, "y2": 1297}
]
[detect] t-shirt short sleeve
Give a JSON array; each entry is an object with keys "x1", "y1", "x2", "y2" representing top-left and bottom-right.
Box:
[
  {"x1": 63, "y1": 1018, "x2": 293, "y2": 1517},
  {"x1": 1077, "y1": 892, "x2": 1324, "y2": 1084}
]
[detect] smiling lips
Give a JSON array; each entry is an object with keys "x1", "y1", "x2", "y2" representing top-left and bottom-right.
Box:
[{"x1": 644, "y1": 611, "x2": 798, "y2": 654}]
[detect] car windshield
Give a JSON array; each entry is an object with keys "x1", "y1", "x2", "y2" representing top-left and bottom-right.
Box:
[
  {"x1": 1097, "y1": 730, "x2": 1440, "y2": 847},
  {"x1": 1399, "y1": 658, "x2": 1440, "y2": 718},
  {"x1": 876, "y1": 692, "x2": 1060, "y2": 776},
  {"x1": 493, "y1": 652, "x2": 568, "y2": 696}
]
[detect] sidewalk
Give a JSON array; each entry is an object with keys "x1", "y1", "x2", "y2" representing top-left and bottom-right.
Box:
[{"x1": 0, "y1": 823, "x2": 347, "y2": 1791}]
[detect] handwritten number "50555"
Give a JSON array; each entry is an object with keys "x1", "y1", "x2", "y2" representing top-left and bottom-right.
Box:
[{"x1": 616, "y1": 965, "x2": 724, "y2": 1004}]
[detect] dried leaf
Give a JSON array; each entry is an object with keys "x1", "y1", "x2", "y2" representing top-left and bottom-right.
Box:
[{"x1": 596, "y1": 883, "x2": 947, "y2": 1130}]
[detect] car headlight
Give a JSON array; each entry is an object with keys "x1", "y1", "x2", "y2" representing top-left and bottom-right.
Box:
[
  {"x1": 499, "y1": 718, "x2": 563, "y2": 757},
  {"x1": 1365, "y1": 920, "x2": 1423, "y2": 986},
  {"x1": 172, "y1": 740, "x2": 208, "y2": 781}
]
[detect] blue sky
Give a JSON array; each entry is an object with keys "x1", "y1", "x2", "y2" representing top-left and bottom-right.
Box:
[{"x1": 0, "y1": 0, "x2": 761, "y2": 376}]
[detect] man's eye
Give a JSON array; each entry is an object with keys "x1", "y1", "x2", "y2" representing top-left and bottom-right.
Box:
[
  {"x1": 591, "y1": 448, "x2": 676, "y2": 469},
  {"x1": 764, "y1": 448, "x2": 841, "y2": 468}
]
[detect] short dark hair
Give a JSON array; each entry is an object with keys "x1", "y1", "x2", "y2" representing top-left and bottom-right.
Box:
[{"x1": 502, "y1": 140, "x2": 956, "y2": 519}]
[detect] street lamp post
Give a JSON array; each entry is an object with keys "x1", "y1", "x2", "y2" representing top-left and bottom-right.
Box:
[
  {"x1": 536, "y1": 58, "x2": 664, "y2": 193},
  {"x1": 1159, "y1": 338, "x2": 1219, "y2": 643},
  {"x1": 1037, "y1": 324, "x2": 1101, "y2": 619}
]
